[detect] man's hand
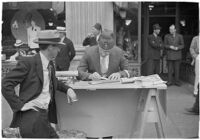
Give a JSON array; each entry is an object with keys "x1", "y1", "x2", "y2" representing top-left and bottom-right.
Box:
[
  {"x1": 169, "y1": 45, "x2": 175, "y2": 50},
  {"x1": 108, "y1": 73, "x2": 121, "y2": 81},
  {"x1": 88, "y1": 72, "x2": 101, "y2": 81},
  {"x1": 67, "y1": 88, "x2": 78, "y2": 103},
  {"x1": 21, "y1": 102, "x2": 38, "y2": 111}
]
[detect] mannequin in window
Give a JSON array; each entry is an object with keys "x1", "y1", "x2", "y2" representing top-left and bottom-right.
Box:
[{"x1": 27, "y1": 20, "x2": 41, "y2": 52}]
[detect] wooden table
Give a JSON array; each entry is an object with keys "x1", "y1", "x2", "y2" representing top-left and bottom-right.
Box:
[{"x1": 55, "y1": 81, "x2": 167, "y2": 138}]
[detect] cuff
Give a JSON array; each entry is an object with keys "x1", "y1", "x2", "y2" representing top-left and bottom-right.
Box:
[{"x1": 124, "y1": 70, "x2": 130, "y2": 78}]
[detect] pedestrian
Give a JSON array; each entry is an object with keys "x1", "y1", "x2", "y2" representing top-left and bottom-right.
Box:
[
  {"x1": 82, "y1": 23, "x2": 102, "y2": 47},
  {"x1": 190, "y1": 35, "x2": 199, "y2": 96},
  {"x1": 55, "y1": 26, "x2": 76, "y2": 71},
  {"x1": 2, "y1": 30, "x2": 78, "y2": 138},
  {"x1": 164, "y1": 24, "x2": 184, "y2": 86},
  {"x1": 147, "y1": 23, "x2": 164, "y2": 75}
]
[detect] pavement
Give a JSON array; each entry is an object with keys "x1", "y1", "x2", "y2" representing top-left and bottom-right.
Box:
[{"x1": 143, "y1": 81, "x2": 199, "y2": 138}]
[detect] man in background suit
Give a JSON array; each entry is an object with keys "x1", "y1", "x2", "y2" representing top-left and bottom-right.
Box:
[
  {"x1": 82, "y1": 23, "x2": 102, "y2": 47},
  {"x1": 2, "y1": 30, "x2": 77, "y2": 138},
  {"x1": 147, "y1": 23, "x2": 164, "y2": 75},
  {"x1": 55, "y1": 26, "x2": 76, "y2": 71},
  {"x1": 78, "y1": 29, "x2": 131, "y2": 81},
  {"x1": 164, "y1": 24, "x2": 184, "y2": 86}
]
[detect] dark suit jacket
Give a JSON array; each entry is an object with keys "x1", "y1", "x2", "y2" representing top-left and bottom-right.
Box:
[
  {"x1": 55, "y1": 37, "x2": 75, "y2": 71},
  {"x1": 77, "y1": 45, "x2": 130, "y2": 80},
  {"x1": 164, "y1": 33, "x2": 184, "y2": 60},
  {"x1": 82, "y1": 36, "x2": 97, "y2": 46},
  {"x1": 148, "y1": 34, "x2": 163, "y2": 60},
  {"x1": 2, "y1": 53, "x2": 70, "y2": 124}
]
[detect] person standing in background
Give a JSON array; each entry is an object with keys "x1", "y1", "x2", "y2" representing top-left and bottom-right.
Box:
[
  {"x1": 27, "y1": 20, "x2": 41, "y2": 52},
  {"x1": 82, "y1": 23, "x2": 102, "y2": 47},
  {"x1": 55, "y1": 26, "x2": 76, "y2": 71},
  {"x1": 147, "y1": 24, "x2": 164, "y2": 75},
  {"x1": 164, "y1": 24, "x2": 184, "y2": 86},
  {"x1": 190, "y1": 35, "x2": 199, "y2": 96}
]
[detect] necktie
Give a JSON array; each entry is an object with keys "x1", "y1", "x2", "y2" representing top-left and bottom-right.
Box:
[
  {"x1": 48, "y1": 61, "x2": 54, "y2": 101},
  {"x1": 100, "y1": 56, "x2": 108, "y2": 76}
]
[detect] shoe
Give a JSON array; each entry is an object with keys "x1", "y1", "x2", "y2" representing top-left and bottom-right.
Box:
[
  {"x1": 166, "y1": 82, "x2": 173, "y2": 86},
  {"x1": 174, "y1": 82, "x2": 181, "y2": 86},
  {"x1": 184, "y1": 108, "x2": 199, "y2": 115}
]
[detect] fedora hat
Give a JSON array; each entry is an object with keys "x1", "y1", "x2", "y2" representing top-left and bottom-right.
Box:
[
  {"x1": 34, "y1": 30, "x2": 64, "y2": 45},
  {"x1": 14, "y1": 39, "x2": 24, "y2": 47},
  {"x1": 56, "y1": 26, "x2": 66, "y2": 33},
  {"x1": 153, "y1": 24, "x2": 161, "y2": 30}
]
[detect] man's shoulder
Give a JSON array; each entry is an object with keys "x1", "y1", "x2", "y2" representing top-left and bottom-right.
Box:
[
  {"x1": 112, "y1": 46, "x2": 124, "y2": 54},
  {"x1": 165, "y1": 34, "x2": 171, "y2": 38},
  {"x1": 85, "y1": 45, "x2": 98, "y2": 52},
  {"x1": 64, "y1": 37, "x2": 73, "y2": 44},
  {"x1": 18, "y1": 54, "x2": 38, "y2": 64},
  {"x1": 193, "y1": 36, "x2": 199, "y2": 40}
]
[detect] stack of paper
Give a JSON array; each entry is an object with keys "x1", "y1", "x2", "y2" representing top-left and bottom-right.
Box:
[
  {"x1": 121, "y1": 74, "x2": 167, "y2": 86},
  {"x1": 56, "y1": 71, "x2": 78, "y2": 77},
  {"x1": 88, "y1": 79, "x2": 119, "y2": 85}
]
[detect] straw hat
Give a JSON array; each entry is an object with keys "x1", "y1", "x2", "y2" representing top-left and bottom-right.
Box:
[
  {"x1": 56, "y1": 26, "x2": 66, "y2": 33},
  {"x1": 34, "y1": 30, "x2": 64, "y2": 45},
  {"x1": 14, "y1": 40, "x2": 24, "y2": 47}
]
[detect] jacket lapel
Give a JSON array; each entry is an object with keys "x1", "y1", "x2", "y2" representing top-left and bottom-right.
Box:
[
  {"x1": 94, "y1": 47, "x2": 101, "y2": 74},
  {"x1": 106, "y1": 51, "x2": 114, "y2": 76},
  {"x1": 35, "y1": 53, "x2": 43, "y2": 84}
]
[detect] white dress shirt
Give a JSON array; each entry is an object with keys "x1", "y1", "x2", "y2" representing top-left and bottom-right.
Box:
[{"x1": 26, "y1": 52, "x2": 51, "y2": 109}]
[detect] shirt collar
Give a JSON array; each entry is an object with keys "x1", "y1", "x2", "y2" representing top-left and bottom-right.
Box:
[{"x1": 40, "y1": 51, "x2": 49, "y2": 69}]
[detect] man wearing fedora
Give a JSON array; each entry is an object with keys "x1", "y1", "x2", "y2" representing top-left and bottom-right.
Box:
[
  {"x1": 55, "y1": 26, "x2": 76, "y2": 71},
  {"x1": 78, "y1": 29, "x2": 131, "y2": 81},
  {"x1": 164, "y1": 24, "x2": 184, "y2": 86},
  {"x1": 147, "y1": 23, "x2": 164, "y2": 75},
  {"x1": 82, "y1": 23, "x2": 102, "y2": 47},
  {"x1": 2, "y1": 30, "x2": 77, "y2": 138}
]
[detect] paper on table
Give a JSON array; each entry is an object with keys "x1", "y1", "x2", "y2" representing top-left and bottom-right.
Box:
[
  {"x1": 121, "y1": 74, "x2": 167, "y2": 86},
  {"x1": 56, "y1": 71, "x2": 78, "y2": 77},
  {"x1": 88, "y1": 79, "x2": 120, "y2": 85}
]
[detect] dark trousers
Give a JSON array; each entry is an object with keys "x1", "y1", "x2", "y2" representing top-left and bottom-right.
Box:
[
  {"x1": 147, "y1": 59, "x2": 160, "y2": 75},
  {"x1": 167, "y1": 60, "x2": 181, "y2": 83},
  {"x1": 10, "y1": 109, "x2": 58, "y2": 138}
]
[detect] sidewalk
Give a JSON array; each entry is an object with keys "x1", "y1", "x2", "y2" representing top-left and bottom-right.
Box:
[{"x1": 143, "y1": 81, "x2": 199, "y2": 138}]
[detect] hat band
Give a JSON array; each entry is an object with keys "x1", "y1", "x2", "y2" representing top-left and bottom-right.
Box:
[{"x1": 38, "y1": 38, "x2": 60, "y2": 42}]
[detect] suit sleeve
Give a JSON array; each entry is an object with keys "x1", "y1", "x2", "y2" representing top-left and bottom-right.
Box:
[
  {"x1": 77, "y1": 51, "x2": 91, "y2": 80},
  {"x1": 164, "y1": 35, "x2": 171, "y2": 49},
  {"x1": 176, "y1": 35, "x2": 184, "y2": 50},
  {"x1": 119, "y1": 51, "x2": 130, "y2": 77},
  {"x1": 56, "y1": 79, "x2": 70, "y2": 93},
  {"x1": 148, "y1": 36, "x2": 163, "y2": 49},
  {"x1": 190, "y1": 37, "x2": 198, "y2": 58},
  {"x1": 68, "y1": 40, "x2": 76, "y2": 61},
  {"x1": 82, "y1": 37, "x2": 90, "y2": 46},
  {"x1": 2, "y1": 60, "x2": 29, "y2": 112}
]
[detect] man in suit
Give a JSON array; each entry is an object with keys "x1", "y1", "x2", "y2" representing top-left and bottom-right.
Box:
[
  {"x1": 27, "y1": 19, "x2": 41, "y2": 52},
  {"x1": 78, "y1": 29, "x2": 131, "y2": 81},
  {"x1": 164, "y1": 24, "x2": 184, "y2": 86},
  {"x1": 2, "y1": 30, "x2": 77, "y2": 138},
  {"x1": 82, "y1": 23, "x2": 102, "y2": 47},
  {"x1": 147, "y1": 24, "x2": 164, "y2": 75},
  {"x1": 55, "y1": 26, "x2": 76, "y2": 71}
]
